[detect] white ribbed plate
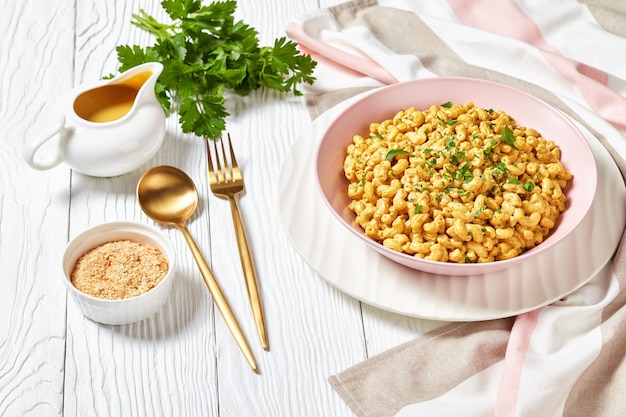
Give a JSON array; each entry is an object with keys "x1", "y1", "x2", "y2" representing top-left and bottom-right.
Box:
[{"x1": 278, "y1": 97, "x2": 626, "y2": 321}]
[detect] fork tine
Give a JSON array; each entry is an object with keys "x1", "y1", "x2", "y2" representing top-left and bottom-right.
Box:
[
  {"x1": 226, "y1": 133, "x2": 243, "y2": 181},
  {"x1": 212, "y1": 138, "x2": 226, "y2": 183},
  {"x1": 205, "y1": 136, "x2": 218, "y2": 185},
  {"x1": 218, "y1": 135, "x2": 232, "y2": 182}
]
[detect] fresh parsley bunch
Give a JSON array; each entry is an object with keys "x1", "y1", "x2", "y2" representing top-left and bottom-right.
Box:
[{"x1": 115, "y1": 0, "x2": 316, "y2": 139}]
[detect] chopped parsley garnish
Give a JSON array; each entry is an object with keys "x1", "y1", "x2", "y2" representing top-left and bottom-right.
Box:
[
  {"x1": 491, "y1": 162, "x2": 509, "y2": 180},
  {"x1": 501, "y1": 126, "x2": 518, "y2": 149},
  {"x1": 484, "y1": 138, "x2": 498, "y2": 158},
  {"x1": 473, "y1": 207, "x2": 485, "y2": 217},
  {"x1": 385, "y1": 149, "x2": 409, "y2": 161},
  {"x1": 446, "y1": 137, "x2": 456, "y2": 150},
  {"x1": 523, "y1": 180, "x2": 536, "y2": 192}
]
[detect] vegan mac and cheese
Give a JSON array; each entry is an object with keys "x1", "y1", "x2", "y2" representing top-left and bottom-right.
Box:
[{"x1": 343, "y1": 102, "x2": 572, "y2": 263}]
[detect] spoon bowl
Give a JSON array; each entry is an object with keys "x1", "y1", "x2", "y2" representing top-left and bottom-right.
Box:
[
  {"x1": 137, "y1": 165, "x2": 198, "y2": 225},
  {"x1": 136, "y1": 165, "x2": 258, "y2": 372}
]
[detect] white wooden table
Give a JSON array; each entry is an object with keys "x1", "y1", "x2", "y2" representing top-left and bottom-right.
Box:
[{"x1": 0, "y1": 0, "x2": 443, "y2": 415}]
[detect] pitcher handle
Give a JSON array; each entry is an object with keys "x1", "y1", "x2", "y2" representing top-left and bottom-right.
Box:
[{"x1": 23, "y1": 115, "x2": 66, "y2": 170}]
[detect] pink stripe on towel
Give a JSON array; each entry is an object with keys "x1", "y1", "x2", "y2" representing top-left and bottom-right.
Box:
[
  {"x1": 494, "y1": 309, "x2": 541, "y2": 417},
  {"x1": 445, "y1": 0, "x2": 626, "y2": 130},
  {"x1": 285, "y1": 22, "x2": 398, "y2": 85}
]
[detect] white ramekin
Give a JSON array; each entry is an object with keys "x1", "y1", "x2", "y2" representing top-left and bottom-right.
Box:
[{"x1": 62, "y1": 221, "x2": 176, "y2": 325}]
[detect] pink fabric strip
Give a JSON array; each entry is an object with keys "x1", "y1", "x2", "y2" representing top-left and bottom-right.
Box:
[
  {"x1": 445, "y1": 0, "x2": 626, "y2": 130},
  {"x1": 285, "y1": 22, "x2": 399, "y2": 85},
  {"x1": 494, "y1": 309, "x2": 541, "y2": 417}
]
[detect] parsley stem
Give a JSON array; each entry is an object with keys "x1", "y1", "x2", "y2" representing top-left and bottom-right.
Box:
[{"x1": 132, "y1": 11, "x2": 176, "y2": 40}]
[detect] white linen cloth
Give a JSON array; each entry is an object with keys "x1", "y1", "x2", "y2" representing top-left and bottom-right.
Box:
[{"x1": 285, "y1": 1, "x2": 626, "y2": 416}]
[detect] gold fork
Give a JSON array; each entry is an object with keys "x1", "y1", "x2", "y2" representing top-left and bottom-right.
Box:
[{"x1": 206, "y1": 133, "x2": 269, "y2": 351}]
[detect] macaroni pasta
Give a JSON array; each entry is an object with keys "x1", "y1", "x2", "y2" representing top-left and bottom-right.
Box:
[{"x1": 343, "y1": 102, "x2": 572, "y2": 263}]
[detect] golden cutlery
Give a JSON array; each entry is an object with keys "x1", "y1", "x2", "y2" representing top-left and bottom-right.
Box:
[
  {"x1": 206, "y1": 134, "x2": 269, "y2": 351},
  {"x1": 137, "y1": 165, "x2": 258, "y2": 372}
]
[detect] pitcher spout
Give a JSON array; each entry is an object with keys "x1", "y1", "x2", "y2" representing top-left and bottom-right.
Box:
[{"x1": 111, "y1": 62, "x2": 163, "y2": 107}]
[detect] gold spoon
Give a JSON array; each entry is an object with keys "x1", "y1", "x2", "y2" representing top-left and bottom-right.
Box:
[{"x1": 137, "y1": 165, "x2": 258, "y2": 373}]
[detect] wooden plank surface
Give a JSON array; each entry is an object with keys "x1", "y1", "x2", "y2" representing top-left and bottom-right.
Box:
[
  {"x1": 1, "y1": 0, "x2": 72, "y2": 415},
  {"x1": 0, "y1": 1, "x2": 437, "y2": 415}
]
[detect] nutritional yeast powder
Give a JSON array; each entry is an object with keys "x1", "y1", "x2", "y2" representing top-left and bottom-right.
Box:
[{"x1": 71, "y1": 240, "x2": 169, "y2": 300}]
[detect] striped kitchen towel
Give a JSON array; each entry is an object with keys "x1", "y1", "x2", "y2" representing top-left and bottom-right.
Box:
[{"x1": 287, "y1": 1, "x2": 626, "y2": 416}]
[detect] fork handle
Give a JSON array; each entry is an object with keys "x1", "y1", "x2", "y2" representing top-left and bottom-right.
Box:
[{"x1": 228, "y1": 197, "x2": 269, "y2": 351}]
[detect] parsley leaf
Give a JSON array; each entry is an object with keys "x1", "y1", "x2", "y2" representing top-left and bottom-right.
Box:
[
  {"x1": 114, "y1": 0, "x2": 317, "y2": 139},
  {"x1": 524, "y1": 180, "x2": 536, "y2": 192},
  {"x1": 385, "y1": 149, "x2": 409, "y2": 161},
  {"x1": 500, "y1": 126, "x2": 518, "y2": 149}
]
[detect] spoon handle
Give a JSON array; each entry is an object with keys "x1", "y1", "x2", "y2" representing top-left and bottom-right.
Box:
[{"x1": 177, "y1": 223, "x2": 258, "y2": 373}]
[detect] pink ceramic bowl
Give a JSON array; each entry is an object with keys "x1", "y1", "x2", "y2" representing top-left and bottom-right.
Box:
[{"x1": 315, "y1": 77, "x2": 597, "y2": 276}]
